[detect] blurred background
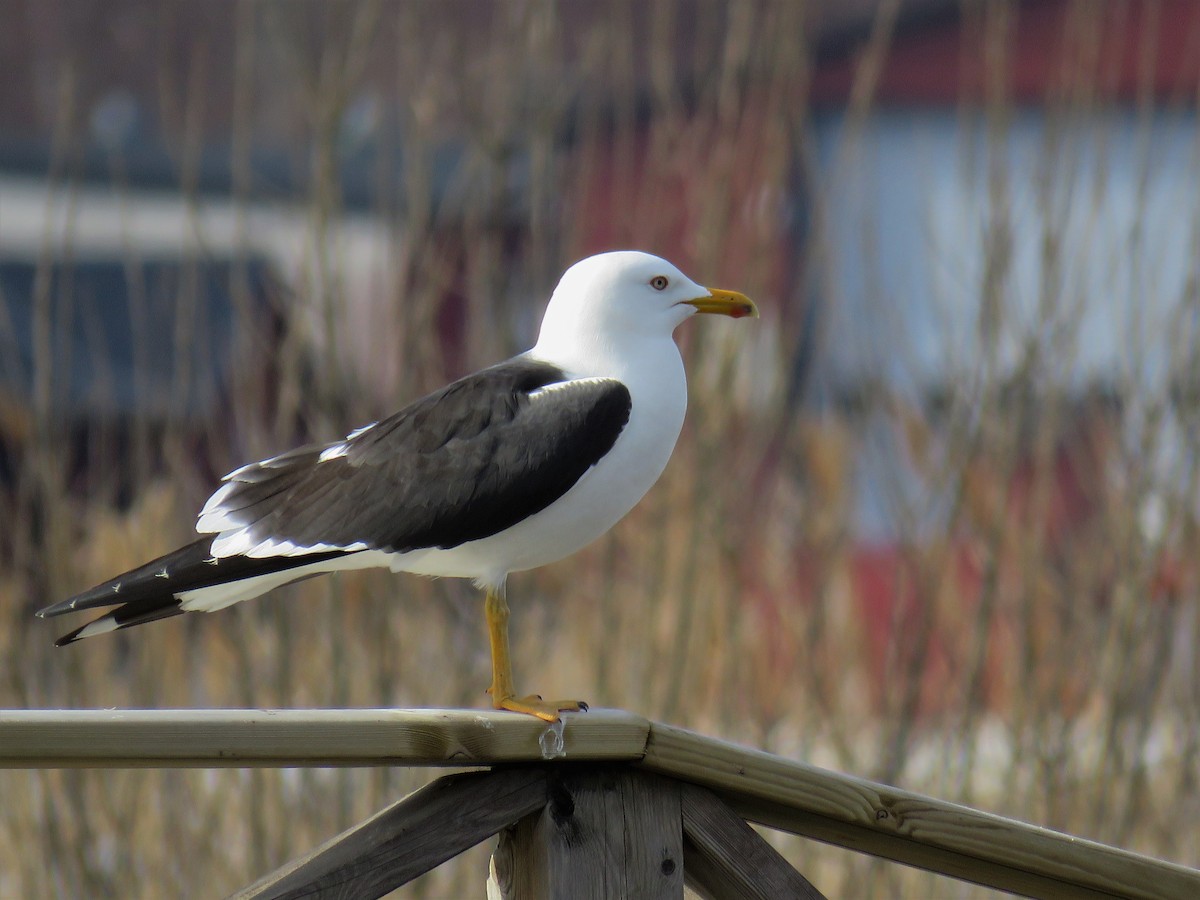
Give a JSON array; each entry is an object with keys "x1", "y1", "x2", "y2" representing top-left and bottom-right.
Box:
[{"x1": 2, "y1": 0, "x2": 1199, "y2": 896}]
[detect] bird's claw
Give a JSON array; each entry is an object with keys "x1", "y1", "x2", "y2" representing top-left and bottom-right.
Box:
[{"x1": 489, "y1": 690, "x2": 588, "y2": 722}]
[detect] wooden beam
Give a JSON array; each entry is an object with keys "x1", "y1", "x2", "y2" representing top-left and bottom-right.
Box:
[
  {"x1": 680, "y1": 783, "x2": 826, "y2": 900},
  {"x1": 0, "y1": 708, "x2": 650, "y2": 767},
  {"x1": 639, "y1": 722, "x2": 1200, "y2": 900},
  {"x1": 234, "y1": 768, "x2": 546, "y2": 900},
  {"x1": 489, "y1": 766, "x2": 685, "y2": 899},
  {"x1": 724, "y1": 792, "x2": 1118, "y2": 900}
]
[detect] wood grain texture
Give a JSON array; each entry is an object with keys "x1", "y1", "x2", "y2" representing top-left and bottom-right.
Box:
[
  {"x1": 234, "y1": 768, "x2": 547, "y2": 900},
  {"x1": 0, "y1": 708, "x2": 650, "y2": 767},
  {"x1": 640, "y1": 722, "x2": 1200, "y2": 900},
  {"x1": 490, "y1": 767, "x2": 684, "y2": 900},
  {"x1": 680, "y1": 783, "x2": 825, "y2": 900}
]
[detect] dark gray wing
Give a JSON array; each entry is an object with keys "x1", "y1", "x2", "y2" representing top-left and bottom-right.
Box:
[{"x1": 201, "y1": 357, "x2": 632, "y2": 554}]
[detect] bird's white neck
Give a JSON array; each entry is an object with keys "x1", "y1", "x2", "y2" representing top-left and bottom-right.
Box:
[{"x1": 531, "y1": 327, "x2": 679, "y2": 382}]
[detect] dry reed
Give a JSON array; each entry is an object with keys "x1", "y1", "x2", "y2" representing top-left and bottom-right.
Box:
[{"x1": 2, "y1": 2, "x2": 1198, "y2": 897}]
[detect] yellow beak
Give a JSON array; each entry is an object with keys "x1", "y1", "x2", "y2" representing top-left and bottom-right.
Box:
[{"x1": 683, "y1": 288, "x2": 759, "y2": 319}]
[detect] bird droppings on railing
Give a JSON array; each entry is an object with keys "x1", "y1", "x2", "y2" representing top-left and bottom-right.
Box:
[{"x1": 539, "y1": 717, "x2": 567, "y2": 759}]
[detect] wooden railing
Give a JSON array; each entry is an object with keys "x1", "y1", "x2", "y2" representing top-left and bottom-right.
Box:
[{"x1": 3, "y1": 708, "x2": 1196, "y2": 899}]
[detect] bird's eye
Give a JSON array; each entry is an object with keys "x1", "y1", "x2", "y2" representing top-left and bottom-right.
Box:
[{"x1": 650, "y1": 275, "x2": 669, "y2": 291}]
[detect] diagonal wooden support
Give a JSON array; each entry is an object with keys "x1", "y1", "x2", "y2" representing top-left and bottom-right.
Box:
[
  {"x1": 681, "y1": 782, "x2": 826, "y2": 900},
  {"x1": 234, "y1": 767, "x2": 546, "y2": 900}
]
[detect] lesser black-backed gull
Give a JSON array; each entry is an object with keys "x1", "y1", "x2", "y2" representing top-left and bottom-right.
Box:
[{"x1": 38, "y1": 250, "x2": 757, "y2": 721}]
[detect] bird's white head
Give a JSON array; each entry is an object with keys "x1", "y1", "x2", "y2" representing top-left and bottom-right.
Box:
[{"x1": 532, "y1": 251, "x2": 756, "y2": 368}]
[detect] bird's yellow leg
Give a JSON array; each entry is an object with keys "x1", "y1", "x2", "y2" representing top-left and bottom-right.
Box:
[{"x1": 484, "y1": 586, "x2": 586, "y2": 722}]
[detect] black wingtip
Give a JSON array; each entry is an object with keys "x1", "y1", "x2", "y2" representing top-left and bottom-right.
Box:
[
  {"x1": 37, "y1": 597, "x2": 82, "y2": 619},
  {"x1": 51, "y1": 599, "x2": 187, "y2": 648},
  {"x1": 52, "y1": 618, "x2": 98, "y2": 646}
]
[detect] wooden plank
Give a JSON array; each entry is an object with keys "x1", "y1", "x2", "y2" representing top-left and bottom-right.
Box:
[
  {"x1": 640, "y1": 722, "x2": 1200, "y2": 900},
  {"x1": 234, "y1": 767, "x2": 547, "y2": 900},
  {"x1": 619, "y1": 768, "x2": 685, "y2": 896},
  {"x1": 489, "y1": 767, "x2": 684, "y2": 899},
  {"x1": 0, "y1": 708, "x2": 650, "y2": 768},
  {"x1": 680, "y1": 783, "x2": 825, "y2": 900},
  {"x1": 723, "y1": 793, "x2": 1116, "y2": 900}
]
